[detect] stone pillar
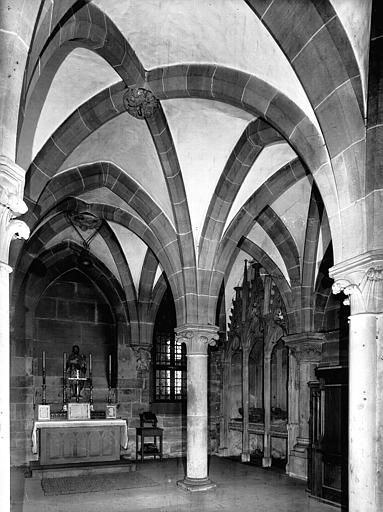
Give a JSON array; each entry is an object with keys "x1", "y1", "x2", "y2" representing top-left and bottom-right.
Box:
[
  {"x1": 331, "y1": 264, "x2": 383, "y2": 512},
  {"x1": 218, "y1": 355, "x2": 230, "y2": 456},
  {"x1": 262, "y1": 353, "x2": 272, "y2": 467},
  {"x1": 175, "y1": 324, "x2": 219, "y2": 491},
  {"x1": 0, "y1": 156, "x2": 29, "y2": 512},
  {"x1": 241, "y1": 342, "x2": 250, "y2": 462},
  {"x1": 376, "y1": 312, "x2": 383, "y2": 512},
  {"x1": 283, "y1": 333, "x2": 324, "y2": 480}
]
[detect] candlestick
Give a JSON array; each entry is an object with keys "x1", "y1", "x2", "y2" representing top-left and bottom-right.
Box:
[
  {"x1": 108, "y1": 354, "x2": 112, "y2": 404},
  {"x1": 89, "y1": 354, "x2": 93, "y2": 410},
  {"x1": 62, "y1": 352, "x2": 67, "y2": 409},
  {"x1": 42, "y1": 351, "x2": 46, "y2": 405}
]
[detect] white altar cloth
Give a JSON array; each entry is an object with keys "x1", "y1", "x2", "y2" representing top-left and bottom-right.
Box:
[{"x1": 31, "y1": 419, "x2": 128, "y2": 454}]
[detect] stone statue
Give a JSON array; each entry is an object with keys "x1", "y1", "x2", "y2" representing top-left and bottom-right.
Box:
[{"x1": 66, "y1": 345, "x2": 87, "y2": 399}]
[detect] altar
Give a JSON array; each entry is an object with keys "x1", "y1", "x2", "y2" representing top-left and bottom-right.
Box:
[{"x1": 32, "y1": 419, "x2": 128, "y2": 465}]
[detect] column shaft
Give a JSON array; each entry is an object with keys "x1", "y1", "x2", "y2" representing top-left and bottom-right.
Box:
[
  {"x1": 218, "y1": 359, "x2": 230, "y2": 456},
  {"x1": 349, "y1": 313, "x2": 377, "y2": 511},
  {"x1": 176, "y1": 325, "x2": 218, "y2": 492},
  {"x1": 241, "y1": 346, "x2": 250, "y2": 462},
  {"x1": 186, "y1": 352, "x2": 208, "y2": 479},
  {"x1": 0, "y1": 263, "x2": 12, "y2": 508},
  {"x1": 0, "y1": 157, "x2": 29, "y2": 512},
  {"x1": 262, "y1": 355, "x2": 272, "y2": 467},
  {"x1": 377, "y1": 313, "x2": 383, "y2": 511}
]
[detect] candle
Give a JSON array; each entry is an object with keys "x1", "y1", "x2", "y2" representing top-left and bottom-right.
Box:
[
  {"x1": 108, "y1": 354, "x2": 111, "y2": 375},
  {"x1": 42, "y1": 351, "x2": 46, "y2": 371},
  {"x1": 89, "y1": 353, "x2": 92, "y2": 374}
]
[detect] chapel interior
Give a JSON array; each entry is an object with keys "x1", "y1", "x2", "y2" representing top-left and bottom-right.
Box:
[{"x1": 1, "y1": 1, "x2": 382, "y2": 512}]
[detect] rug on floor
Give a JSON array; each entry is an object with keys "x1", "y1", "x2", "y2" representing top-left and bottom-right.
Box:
[{"x1": 41, "y1": 471, "x2": 159, "y2": 495}]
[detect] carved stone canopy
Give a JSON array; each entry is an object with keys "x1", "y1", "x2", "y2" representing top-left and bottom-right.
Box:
[{"x1": 123, "y1": 87, "x2": 159, "y2": 120}]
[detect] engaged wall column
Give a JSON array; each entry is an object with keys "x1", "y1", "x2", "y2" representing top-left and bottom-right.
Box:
[
  {"x1": 176, "y1": 324, "x2": 219, "y2": 491},
  {"x1": 0, "y1": 156, "x2": 29, "y2": 512},
  {"x1": 283, "y1": 332, "x2": 324, "y2": 480}
]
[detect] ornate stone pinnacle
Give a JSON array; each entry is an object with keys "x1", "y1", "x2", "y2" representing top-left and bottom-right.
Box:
[{"x1": 123, "y1": 87, "x2": 159, "y2": 120}]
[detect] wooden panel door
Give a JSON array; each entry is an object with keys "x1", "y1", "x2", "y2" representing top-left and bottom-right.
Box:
[{"x1": 308, "y1": 367, "x2": 348, "y2": 508}]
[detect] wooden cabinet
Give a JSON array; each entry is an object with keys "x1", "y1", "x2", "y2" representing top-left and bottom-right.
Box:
[{"x1": 308, "y1": 366, "x2": 348, "y2": 508}]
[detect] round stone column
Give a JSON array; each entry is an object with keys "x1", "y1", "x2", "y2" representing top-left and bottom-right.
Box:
[
  {"x1": 0, "y1": 156, "x2": 29, "y2": 512},
  {"x1": 331, "y1": 266, "x2": 383, "y2": 512},
  {"x1": 175, "y1": 324, "x2": 219, "y2": 491},
  {"x1": 348, "y1": 313, "x2": 377, "y2": 511},
  {"x1": 0, "y1": 261, "x2": 12, "y2": 508},
  {"x1": 262, "y1": 354, "x2": 272, "y2": 467}
]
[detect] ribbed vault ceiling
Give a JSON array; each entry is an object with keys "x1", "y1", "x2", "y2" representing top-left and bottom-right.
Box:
[{"x1": 13, "y1": 0, "x2": 370, "y2": 331}]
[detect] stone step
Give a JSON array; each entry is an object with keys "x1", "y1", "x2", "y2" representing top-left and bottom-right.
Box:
[{"x1": 29, "y1": 457, "x2": 136, "y2": 479}]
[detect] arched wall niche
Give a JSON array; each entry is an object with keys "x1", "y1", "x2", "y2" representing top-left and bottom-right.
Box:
[
  {"x1": 10, "y1": 245, "x2": 128, "y2": 464},
  {"x1": 32, "y1": 268, "x2": 116, "y2": 407}
]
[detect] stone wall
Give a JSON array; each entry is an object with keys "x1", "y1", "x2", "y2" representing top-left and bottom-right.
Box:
[
  {"x1": 10, "y1": 270, "x2": 116, "y2": 465},
  {"x1": 33, "y1": 270, "x2": 115, "y2": 407}
]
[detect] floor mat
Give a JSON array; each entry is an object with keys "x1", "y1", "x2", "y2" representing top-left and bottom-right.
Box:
[{"x1": 41, "y1": 471, "x2": 159, "y2": 495}]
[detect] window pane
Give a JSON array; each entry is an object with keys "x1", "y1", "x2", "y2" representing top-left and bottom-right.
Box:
[
  {"x1": 156, "y1": 335, "x2": 171, "y2": 365},
  {"x1": 154, "y1": 333, "x2": 186, "y2": 401},
  {"x1": 174, "y1": 340, "x2": 186, "y2": 366}
]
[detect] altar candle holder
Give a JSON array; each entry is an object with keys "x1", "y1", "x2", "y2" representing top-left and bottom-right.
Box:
[
  {"x1": 89, "y1": 353, "x2": 94, "y2": 410},
  {"x1": 42, "y1": 351, "x2": 46, "y2": 405},
  {"x1": 62, "y1": 352, "x2": 67, "y2": 411},
  {"x1": 107, "y1": 354, "x2": 112, "y2": 404}
]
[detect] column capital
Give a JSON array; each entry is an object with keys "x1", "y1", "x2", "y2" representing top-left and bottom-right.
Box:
[
  {"x1": 329, "y1": 250, "x2": 383, "y2": 283},
  {"x1": 0, "y1": 156, "x2": 28, "y2": 215},
  {"x1": 0, "y1": 156, "x2": 29, "y2": 264},
  {"x1": 175, "y1": 324, "x2": 219, "y2": 355},
  {"x1": 330, "y1": 251, "x2": 383, "y2": 314},
  {"x1": 331, "y1": 266, "x2": 383, "y2": 314},
  {"x1": 283, "y1": 332, "x2": 324, "y2": 363}
]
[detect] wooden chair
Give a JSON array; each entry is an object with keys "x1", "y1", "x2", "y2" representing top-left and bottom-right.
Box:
[{"x1": 135, "y1": 412, "x2": 163, "y2": 461}]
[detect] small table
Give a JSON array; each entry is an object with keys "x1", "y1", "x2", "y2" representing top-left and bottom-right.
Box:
[{"x1": 135, "y1": 426, "x2": 163, "y2": 461}]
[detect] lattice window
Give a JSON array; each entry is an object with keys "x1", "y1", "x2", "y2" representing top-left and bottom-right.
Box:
[{"x1": 154, "y1": 334, "x2": 186, "y2": 401}]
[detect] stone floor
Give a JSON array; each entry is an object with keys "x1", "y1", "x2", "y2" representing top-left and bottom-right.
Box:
[{"x1": 11, "y1": 456, "x2": 338, "y2": 512}]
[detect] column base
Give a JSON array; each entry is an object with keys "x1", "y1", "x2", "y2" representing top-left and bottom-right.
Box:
[
  {"x1": 287, "y1": 440, "x2": 309, "y2": 480},
  {"x1": 217, "y1": 447, "x2": 229, "y2": 457},
  {"x1": 177, "y1": 477, "x2": 216, "y2": 492},
  {"x1": 262, "y1": 456, "x2": 272, "y2": 468}
]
